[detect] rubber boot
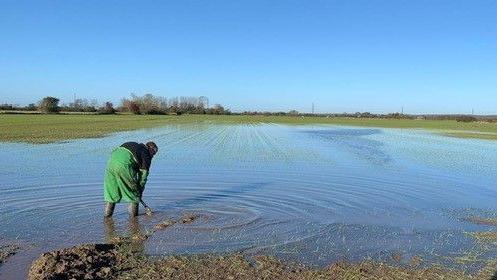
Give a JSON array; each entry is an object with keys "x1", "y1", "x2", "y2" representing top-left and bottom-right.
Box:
[
  {"x1": 104, "y1": 202, "x2": 115, "y2": 217},
  {"x1": 128, "y1": 203, "x2": 139, "y2": 217}
]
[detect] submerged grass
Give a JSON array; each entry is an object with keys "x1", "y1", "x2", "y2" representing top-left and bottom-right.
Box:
[
  {"x1": 466, "y1": 231, "x2": 497, "y2": 245},
  {"x1": 30, "y1": 242, "x2": 497, "y2": 280},
  {"x1": 2, "y1": 114, "x2": 497, "y2": 143},
  {"x1": 455, "y1": 230, "x2": 497, "y2": 266},
  {"x1": 463, "y1": 216, "x2": 497, "y2": 226},
  {"x1": 28, "y1": 212, "x2": 497, "y2": 280},
  {"x1": 119, "y1": 254, "x2": 485, "y2": 280},
  {"x1": 0, "y1": 244, "x2": 19, "y2": 265}
]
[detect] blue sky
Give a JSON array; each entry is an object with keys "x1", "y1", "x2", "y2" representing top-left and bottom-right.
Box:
[{"x1": 1, "y1": 0, "x2": 496, "y2": 114}]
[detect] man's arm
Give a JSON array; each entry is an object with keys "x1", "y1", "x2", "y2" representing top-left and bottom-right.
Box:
[
  {"x1": 120, "y1": 168, "x2": 141, "y2": 198},
  {"x1": 138, "y1": 169, "x2": 149, "y2": 197},
  {"x1": 137, "y1": 145, "x2": 152, "y2": 197}
]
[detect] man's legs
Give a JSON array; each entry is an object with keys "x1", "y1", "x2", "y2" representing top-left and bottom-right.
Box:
[
  {"x1": 128, "y1": 203, "x2": 139, "y2": 217},
  {"x1": 104, "y1": 202, "x2": 116, "y2": 217},
  {"x1": 104, "y1": 202, "x2": 138, "y2": 217},
  {"x1": 117, "y1": 164, "x2": 139, "y2": 217},
  {"x1": 104, "y1": 163, "x2": 121, "y2": 217}
]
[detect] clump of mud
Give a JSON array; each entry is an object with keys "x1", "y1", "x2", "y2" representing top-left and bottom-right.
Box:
[
  {"x1": 154, "y1": 219, "x2": 176, "y2": 230},
  {"x1": 0, "y1": 244, "x2": 19, "y2": 264},
  {"x1": 28, "y1": 244, "x2": 120, "y2": 280},
  {"x1": 152, "y1": 213, "x2": 201, "y2": 232},
  {"x1": 180, "y1": 213, "x2": 199, "y2": 224}
]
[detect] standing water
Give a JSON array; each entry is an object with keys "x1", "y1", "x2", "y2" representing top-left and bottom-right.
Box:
[{"x1": 1, "y1": 123, "x2": 497, "y2": 278}]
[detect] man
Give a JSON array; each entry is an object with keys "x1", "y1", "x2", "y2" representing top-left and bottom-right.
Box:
[{"x1": 104, "y1": 141, "x2": 158, "y2": 217}]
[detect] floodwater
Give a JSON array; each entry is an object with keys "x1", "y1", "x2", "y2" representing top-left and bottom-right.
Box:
[{"x1": 1, "y1": 124, "x2": 497, "y2": 278}]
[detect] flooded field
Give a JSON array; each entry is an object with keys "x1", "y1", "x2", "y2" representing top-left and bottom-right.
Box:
[{"x1": 1, "y1": 123, "x2": 497, "y2": 278}]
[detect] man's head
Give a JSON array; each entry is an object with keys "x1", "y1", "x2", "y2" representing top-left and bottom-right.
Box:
[{"x1": 145, "y1": 141, "x2": 158, "y2": 157}]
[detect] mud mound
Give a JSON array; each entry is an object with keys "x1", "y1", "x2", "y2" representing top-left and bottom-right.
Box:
[{"x1": 28, "y1": 244, "x2": 120, "y2": 280}]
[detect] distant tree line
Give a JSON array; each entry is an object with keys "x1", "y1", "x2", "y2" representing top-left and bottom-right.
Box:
[
  {"x1": 241, "y1": 110, "x2": 415, "y2": 119},
  {"x1": 421, "y1": 114, "x2": 480, "y2": 122},
  {"x1": 0, "y1": 96, "x2": 492, "y2": 122},
  {"x1": 240, "y1": 110, "x2": 490, "y2": 123},
  {"x1": 0, "y1": 103, "x2": 37, "y2": 111},
  {"x1": 0, "y1": 94, "x2": 229, "y2": 115}
]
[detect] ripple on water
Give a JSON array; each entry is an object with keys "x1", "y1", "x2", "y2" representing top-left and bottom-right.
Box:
[{"x1": 1, "y1": 124, "x2": 497, "y2": 278}]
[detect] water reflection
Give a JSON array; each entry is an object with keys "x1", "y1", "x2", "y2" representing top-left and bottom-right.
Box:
[
  {"x1": 304, "y1": 128, "x2": 391, "y2": 164},
  {"x1": 104, "y1": 217, "x2": 145, "y2": 254}
]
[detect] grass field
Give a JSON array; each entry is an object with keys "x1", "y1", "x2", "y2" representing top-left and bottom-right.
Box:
[{"x1": 2, "y1": 113, "x2": 497, "y2": 143}]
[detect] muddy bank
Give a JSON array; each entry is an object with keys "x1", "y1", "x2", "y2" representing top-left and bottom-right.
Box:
[{"x1": 28, "y1": 242, "x2": 497, "y2": 280}]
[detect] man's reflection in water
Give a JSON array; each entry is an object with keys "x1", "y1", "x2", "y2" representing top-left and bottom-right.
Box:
[
  {"x1": 104, "y1": 217, "x2": 146, "y2": 254},
  {"x1": 104, "y1": 217, "x2": 117, "y2": 243}
]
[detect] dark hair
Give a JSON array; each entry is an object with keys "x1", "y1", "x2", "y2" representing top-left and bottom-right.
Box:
[{"x1": 145, "y1": 141, "x2": 158, "y2": 155}]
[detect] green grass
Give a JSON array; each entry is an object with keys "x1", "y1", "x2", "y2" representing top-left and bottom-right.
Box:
[
  {"x1": 0, "y1": 114, "x2": 188, "y2": 144},
  {"x1": 2, "y1": 114, "x2": 497, "y2": 143}
]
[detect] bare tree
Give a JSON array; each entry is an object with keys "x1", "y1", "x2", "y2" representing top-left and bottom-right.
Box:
[
  {"x1": 199, "y1": 96, "x2": 209, "y2": 108},
  {"x1": 99, "y1": 102, "x2": 116, "y2": 114}
]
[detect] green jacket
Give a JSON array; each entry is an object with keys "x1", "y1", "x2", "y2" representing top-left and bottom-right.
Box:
[{"x1": 103, "y1": 146, "x2": 151, "y2": 203}]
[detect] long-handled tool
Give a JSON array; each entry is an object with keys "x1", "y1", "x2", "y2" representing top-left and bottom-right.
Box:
[{"x1": 140, "y1": 198, "x2": 153, "y2": 216}]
